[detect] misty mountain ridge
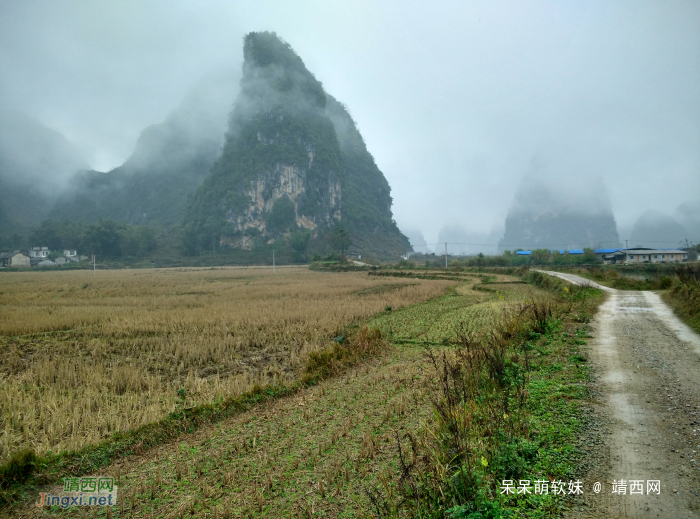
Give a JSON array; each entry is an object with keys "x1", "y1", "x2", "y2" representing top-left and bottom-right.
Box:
[
  {"x1": 674, "y1": 202, "x2": 700, "y2": 243},
  {"x1": 404, "y1": 229, "x2": 432, "y2": 254},
  {"x1": 49, "y1": 70, "x2": 238, "y2": 227},
  {"x1": 499, "y1": 176, "x2": 621, "y2": 251},
  {"x1": 629, "y1": 209, "x2": 693, "y2": 248},
  {"x1": 182, "y1": 31, "x2": 409, "y2": 257},
  {"x1": 0, "y1": 111, "x2": 87, "y2": 232}
]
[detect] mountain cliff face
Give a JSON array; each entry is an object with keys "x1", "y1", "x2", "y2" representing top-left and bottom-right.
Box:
[
  {"x1": 49, "y1": 71, "x2": 237, "y2": 227},
  {"x1": 499, "y1": 177, "x2": 620, "y2": 251},
  {"x1": 182, "y1": 32, "x2": 409, "y2": 257}
]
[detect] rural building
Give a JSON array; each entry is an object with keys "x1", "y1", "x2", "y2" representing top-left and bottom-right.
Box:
[
  {"x1": 29, "y1": 246, "x2": 50, "y2": 259},
  {"x1": 1, "y1": 247, "x2": 83, "y2": 268},
  {"x1": 594, "y1": 248, "x2": 619, "y2": 262},
  {"x1": 0, "y1": 251, "x2": 31, "y2": 267},
  {"x1": 603, "y1": 248, "x2": 689, "y2": 265},
  {"x1": 54, "y1": 255, "x2": 80, "y2": 265}
]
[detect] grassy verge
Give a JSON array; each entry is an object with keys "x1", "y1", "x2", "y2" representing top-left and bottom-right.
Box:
[
  {"x1": 369, "y1": 272, "x2": 605, "y2": 518},
  {"x1": 662, "y1": 265, "x2": 700, "y2": 334}
]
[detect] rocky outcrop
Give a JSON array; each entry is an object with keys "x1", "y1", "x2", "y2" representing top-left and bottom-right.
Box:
[
  {"x1": 183, "y1": 32, "x2": 409, "y2": 257},
  {"x1": 221, "y1": 163, "x2": 342, "y2": 247}
]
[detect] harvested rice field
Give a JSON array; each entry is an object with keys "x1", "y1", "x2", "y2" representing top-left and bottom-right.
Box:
[{"x1": 0, "y1": 267, "x2": 454, "y2": 461}]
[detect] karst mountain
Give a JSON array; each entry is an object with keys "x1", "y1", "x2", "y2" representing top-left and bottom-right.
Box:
[{"x1": 181, "y1": 31, "x2": 409, "y2": 257}]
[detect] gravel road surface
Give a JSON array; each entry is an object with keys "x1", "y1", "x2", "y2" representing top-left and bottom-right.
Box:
[{"x1": 538, "y1": 271, "x2": 700, "y2": 518}]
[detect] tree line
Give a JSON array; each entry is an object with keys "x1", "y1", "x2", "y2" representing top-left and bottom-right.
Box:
[{"x1": 24, "y1": 219, "x2": 157, "y2": 257}]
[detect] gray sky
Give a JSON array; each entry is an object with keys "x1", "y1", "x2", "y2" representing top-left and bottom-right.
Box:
[{"x1": 1, "y1": 0, "x2": 698, "y2": 245}]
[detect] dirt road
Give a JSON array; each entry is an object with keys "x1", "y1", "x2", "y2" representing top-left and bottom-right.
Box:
[{"x1": 540, "y1": 271, "x2": 700, "y2": 518}]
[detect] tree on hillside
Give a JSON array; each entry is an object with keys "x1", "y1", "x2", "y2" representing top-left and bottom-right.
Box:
[
  {"x1": 289, "y1": 228, "x2": 311, "y2": 262},
  {"x1": 266, "y1": 196, "x2": 296, "y2": 233},
  {"x1": 29, "y1": 221, "x2": 63, "y2": 250},
  {"x1": 82, "y1": 220, "x2": 122, "y2": 256},
  {"x1": 121, "y1": 226, "x2": 157, "y2": 256},
  {"x1": 331, "y1": 226, "x2": 352, "y2": 255}
]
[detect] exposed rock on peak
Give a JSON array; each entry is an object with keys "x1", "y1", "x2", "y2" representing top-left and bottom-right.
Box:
[{"x1": 182, "y1": 32, "x2": 408, "y2": 257}]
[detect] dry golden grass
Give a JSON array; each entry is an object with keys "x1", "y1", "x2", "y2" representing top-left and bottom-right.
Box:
[{"x1": 0, "y1": 266, "x2": 453, "y2": 462}]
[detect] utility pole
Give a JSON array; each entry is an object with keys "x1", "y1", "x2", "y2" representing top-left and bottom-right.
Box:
[
  {"x1": 625, "y1": 239, "x2": 628, "y2": 250},
  {"x1": 445, "y1": 242, "x2": 448, "y2": 268},
  {"x1": 93, "y1": 255, "x2": 95, "y2": 276},
  {"x1": 273, "y1": 250, "x2": 275, "y2": 274}
]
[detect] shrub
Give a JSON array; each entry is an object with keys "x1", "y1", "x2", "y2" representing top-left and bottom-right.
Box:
[
  {"x1": 387, "y1": 304, "x2": 551, "y2": 515},
  {"x1": 523, "y1": 271, "x2": 562, "y2": 292},
  {"x1": 665, "y1": 264, "x2": 700, "y2": 333},
  {"x1": 0, "y1": 449, "x2": 37, "y2": 488}
]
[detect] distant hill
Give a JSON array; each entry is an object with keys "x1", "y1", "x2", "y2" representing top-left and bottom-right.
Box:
[
  {"x1": 0, "y1": 111, "x2": 87, "y2": 236},
  {"x1": 630, "y1": 209, "x2": 689, "y2": 248},
  {"x1": 182, "y1": 32, "x2": 409, "y2": 258},
  {"x1": 499, "y1": 176, "x2": 620, "y2": 251},
  {"x1": 49, "y1": 70, "x2": 237, "y2": 227},
  {"x1": 674, "y1": 202, "x2": 700, "y2": 244}
]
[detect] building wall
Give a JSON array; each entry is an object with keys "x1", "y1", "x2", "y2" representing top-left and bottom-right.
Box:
[
  {"x1": 9, "y1": 254, "x2": 30, "y2": 267},
  {"x1": 626, "y1": 252, "x2": 687, "y2": 264}
]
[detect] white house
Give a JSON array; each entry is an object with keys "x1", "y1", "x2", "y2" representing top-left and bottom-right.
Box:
[{"x1": 29, "y1": 246, "x2": 49, "y2": 258}]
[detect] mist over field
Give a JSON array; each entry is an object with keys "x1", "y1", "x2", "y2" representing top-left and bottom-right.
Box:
[{"x1": 1, "y1": 0, "x2": 698, "y2": 251}]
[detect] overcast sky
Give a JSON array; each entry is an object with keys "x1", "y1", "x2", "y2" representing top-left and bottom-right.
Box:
[{"x1": 1, "y1": 0, "x2": 698, "y2": 245}]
